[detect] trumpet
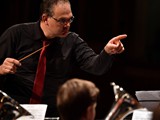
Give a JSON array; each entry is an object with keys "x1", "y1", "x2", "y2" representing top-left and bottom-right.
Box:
[{"x1": 105, "y1": 82, "x2": 144, "y2": 120}]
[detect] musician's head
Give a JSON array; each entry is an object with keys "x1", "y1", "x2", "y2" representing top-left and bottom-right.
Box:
[{"x1": 56, "y1": 78, "x2": 100, "y2": 120}]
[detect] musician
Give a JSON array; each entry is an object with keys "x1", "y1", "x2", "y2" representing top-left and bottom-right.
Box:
[
  {"x1": 57, "y1": 78, "x2": 99, "y2": 120},
  {"x1": 0, "y1": 0, "x2": 126, "y2": 117}
]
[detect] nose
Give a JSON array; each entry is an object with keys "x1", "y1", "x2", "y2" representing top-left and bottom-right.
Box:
[{"x1": 64, "y1": 22, "x2": 71, "y2": 27}]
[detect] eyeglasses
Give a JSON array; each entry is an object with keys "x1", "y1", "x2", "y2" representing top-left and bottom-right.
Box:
[{"x1": 51, "y1": 16, "x2": 74, "y2": 25}]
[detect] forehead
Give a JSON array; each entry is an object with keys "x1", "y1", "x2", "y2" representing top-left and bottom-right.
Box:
[{"x1": 53, "y1": 2, "x2": 72, "y2": 17}]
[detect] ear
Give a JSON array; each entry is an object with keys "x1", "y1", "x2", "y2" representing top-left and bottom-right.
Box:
[
  {"x1": 85, "y1": 104, "x2": 96, "y2": 120},
  {"x1": 41, "y1": 13, "x2": 49, "y2": 25}
]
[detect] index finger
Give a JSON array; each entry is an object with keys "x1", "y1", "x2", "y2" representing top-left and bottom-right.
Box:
[
  {"x1": 7, "y1": 58, "x2": 21, "y2": 66},
  {"x1": 111, "y1": 34, "x2": 127, "y2": 43}
]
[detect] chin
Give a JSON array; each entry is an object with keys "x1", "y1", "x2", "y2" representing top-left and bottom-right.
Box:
[{"x1": 59, "y1": 32, "x2": 68, "y2": 37}]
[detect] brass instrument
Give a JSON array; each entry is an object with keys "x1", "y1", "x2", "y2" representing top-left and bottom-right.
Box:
[
  {"x1": 105, "y1": 82, "x2": 144, "y2": 120},
  {"x1": 0, "y1": 90, "x2": 32, "y2": 120}
]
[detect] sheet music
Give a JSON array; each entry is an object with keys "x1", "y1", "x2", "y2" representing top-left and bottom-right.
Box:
[
  {"x1": 135, "y1": 91, "x2": 160, "y2": 111},
  {"x1": 135, "y1": 91, "x2": 160, "y2": 100},
  {"x1": 132, "y1": 109, "x2": 153, "y2": 120},
  {"x1": 17, "y1": 104, "x2": 47, "y2": 120}
]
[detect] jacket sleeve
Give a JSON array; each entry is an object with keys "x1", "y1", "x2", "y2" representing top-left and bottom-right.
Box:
[{"x1": 73, "y1": 33, "x2": 114, "y2": 75}]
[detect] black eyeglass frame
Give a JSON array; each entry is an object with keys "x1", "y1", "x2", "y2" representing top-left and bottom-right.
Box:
[{"x1": 51, "y1": 16, "x2": 74, "y2": 25}]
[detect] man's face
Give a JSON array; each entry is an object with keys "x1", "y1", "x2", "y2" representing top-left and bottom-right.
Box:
[{"x1": 46, "y1": 2, "x2": 74, "y2": 38}]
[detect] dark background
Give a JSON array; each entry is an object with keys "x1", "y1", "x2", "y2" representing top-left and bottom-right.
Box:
[{"x1": 1, "y1": 0, "x2": 160, "y2": 119}]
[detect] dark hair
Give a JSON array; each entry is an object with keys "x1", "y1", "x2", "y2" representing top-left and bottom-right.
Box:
[
  {"x1": 40, "y1": 0, "x2": 70, "y2": 17},
  {"x1": 56, "y1": 78, "x2": 100, "y2": 120}
]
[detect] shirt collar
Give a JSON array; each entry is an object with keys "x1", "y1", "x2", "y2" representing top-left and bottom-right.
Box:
[{"x1": 33, "y1": 20, "x2": 46, "y2": 41}]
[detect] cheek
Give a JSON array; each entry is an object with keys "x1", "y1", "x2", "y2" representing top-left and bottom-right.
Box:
[
  {"x1": 49, "y1": 23, "x2": 61, "y2": 33},
  {"x1": 54, "y1": 26, "x2": 63, "y2": 34},
  {"x1": 47, "y1": 22, "x2": 63, "y2": 35},
  {"x1": 48, "y1": 20, "x2": 57, "y2": 29}
]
